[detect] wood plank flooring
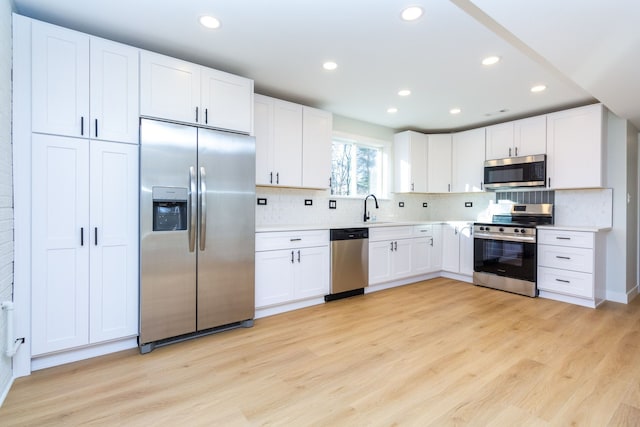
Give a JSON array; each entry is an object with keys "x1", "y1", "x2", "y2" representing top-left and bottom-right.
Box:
[{"x1": 3, "y1": 277, "x2": 640, "y2": 426}]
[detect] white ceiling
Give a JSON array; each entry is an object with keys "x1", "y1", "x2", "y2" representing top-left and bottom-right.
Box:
[{"x1": 12, "y1": 0, "x2": 640, "y2": 132}]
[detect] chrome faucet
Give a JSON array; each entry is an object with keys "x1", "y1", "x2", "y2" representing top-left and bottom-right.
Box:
[{"x1": 363, "y1": 194, "x2": 379, "y2": 222}]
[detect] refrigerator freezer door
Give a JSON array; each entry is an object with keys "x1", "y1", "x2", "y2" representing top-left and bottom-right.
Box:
[
  {"x1": 197, "y1": 128, "x2": 256, "y2": 330},
  {"x1": 140, "y1": 119, "x2": 198, "y2": 344}
]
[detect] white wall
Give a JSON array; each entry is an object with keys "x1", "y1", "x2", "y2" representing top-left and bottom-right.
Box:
[{"x1": 0, "y1": 0, "x2": 14, "y2": 403}]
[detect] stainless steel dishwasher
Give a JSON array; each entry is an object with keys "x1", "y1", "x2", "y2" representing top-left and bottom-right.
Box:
[{"x1": 325, "y1": 228, "x2": 369, "y2": 301}]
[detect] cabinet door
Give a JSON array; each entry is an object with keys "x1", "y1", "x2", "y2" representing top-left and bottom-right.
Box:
[
  {"x1": 31, "y1": 134, "x2": 90, "y2": 355},
  {"x1": 369, "y1": 240, "x2": 393, "y2": 285},
  {"x1": 392, "y1": 239, "x2": 413, "y2": 279},
  {"x1": 255, "y1": 249, "x2": 295, "y2": 307},
  {"x1": 441, "y1": 224, "x2": 460, "y2": 273},
  {"x1": 254, "y1": 94, "x2": 275, "y2": 185},
  {"x1": 546, "y1": 104, "x2": 604, "y2": 189},
  {"x1": 201, "y1": 67, "x2": 253, "y2": 134},
  {"x1": 302, "y1": 107, "x2": 332, "y2": 189},
  {"x1": 32, "y1": 21, "x2": 89, "y2": 137},
  {"x1": 514, "y1": 115, "x2": 546, "y2": 157},
  {"x1": 273, "y1": 100, "x2": 303, "y2": 187},
  {"x1": 411, "y1": 237, "x2": 431, "y2": 275},
  {"x1": 89, "y1": 141, "x2": 139, "y2": 343},
  {"x1": 394, "y1": 131, "x2": 427, "y2": 193},
  {"x1": 294, "y1": 246, "x2": 330, "y2": 299},
  {"x1": 90, "y1": 37, "x2": 139, "y2": 144},
  {"x1": 427, "y1": 134, "x2": 452, "y2": 193},
  {"x1": 485, "y1": 122, "x2": 513, "y2": 160},
  {"x1": 430, "y1": 225, "x2": 443, "y2": 271},
  {"x1": 452, "y1": 128, "x2": 485, "y2": 192},
  {"x1": 140, "y1": 51, "x2": 201, "y2": 124},
  {"x1": 458, "y1": 224, "x2": 474, "y2": 276}
]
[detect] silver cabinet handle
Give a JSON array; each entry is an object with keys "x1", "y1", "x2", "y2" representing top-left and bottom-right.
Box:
[
  {"x1": 515, "y1": 147, "x2": 518, "y2": 156},
  {"x1": 80, "y1": 227, "x2": 84, "y2": 246},
  {"x1": 80, "y1": 116, "x2": 84, "y2": 136},
  {"x1": 430, "y1": 237, "x2": 434, "y2": 247},
  {"x1": 556, "y1": 237, "x2": 571, "y2": 240},
  {"x1": 448, "y1": 183, "x2": 451, "y2": 192},
  {"x1": 556, "y1": 256, "x2": 571, "y2": 260},
  {"x1": 291, "y1": 251, "x2": 294, "y2": 263},
  {"x1": 394, "y1": 241, "x2": 398, "y2": 251},
  {"x1": 390, "y1": 242, "x2": 394, "y2": 252},
  {"x1": 555, "y1": 278, "x2": 570, "y2": 283},
  {"x1": 95, "y1": 119, "x2": 98, "y2": 138},
  {"x1": 188, "y1": 167, "x2": 196, "y2": 252},
  {"x1": 199, "y1": 166, "x2": 207, "y2": 251},
  {"x1": 411, "y1": 183, "x2": 414, "y2": 191},
  {"x1": 297, "y1": 250, "x2": 301, "y2": 263},
  {"x1": 290, "y1": 238, "x2": 302, "y2": 242},
  {"x1": 276, "y1": 172, "x2": 279, "y2": 184},
  {"x1": 94, "y1": 227, "x2": 98, "y2": 246},
  {"x1": 509, "y1": 147, "x2": 512, "y2": 157},
  {"x1": 270, "y1": 172, "x2": 273, "y2": 184},
  {"x1": 195, "y1": 106, "x2": 199, "y2": 123}
]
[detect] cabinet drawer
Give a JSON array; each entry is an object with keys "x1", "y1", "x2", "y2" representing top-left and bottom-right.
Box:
[
  {"x1": 413, "y1": 224, "x2": 433, "y2": 236},
  {"x1": 256, "y1": 229, "x2": 329, "y2": 251},
  {"x1": 537, "y1": 229, "x2": 594, "y2": 249},
  {"x1": 538, "y1": 244, "x2": 593, "y2": 273},
  {"x1": 369, "y1": 226, "x2": 413, "y2": 242},
  {"x1": 538, "y1": 266, "x2": 594, "y2": 299}
]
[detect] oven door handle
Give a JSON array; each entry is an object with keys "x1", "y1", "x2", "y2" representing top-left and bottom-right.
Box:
[{"x1": 474, "y1": 234, "x2": 536, "y2": 243}]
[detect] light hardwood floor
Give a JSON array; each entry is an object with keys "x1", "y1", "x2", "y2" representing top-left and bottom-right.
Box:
[{"x1": 3, "y1": 277, "x2": 640, "y2": 426}]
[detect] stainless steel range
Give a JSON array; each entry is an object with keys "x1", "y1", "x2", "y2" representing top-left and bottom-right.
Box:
[{"x1": 473, "y1": 203, "x2": 553, "y2": 297}]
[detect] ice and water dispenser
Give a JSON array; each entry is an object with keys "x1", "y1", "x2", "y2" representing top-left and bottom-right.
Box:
[{"x1": 152, "y1": 187, "x2": 188, "y2": 231}]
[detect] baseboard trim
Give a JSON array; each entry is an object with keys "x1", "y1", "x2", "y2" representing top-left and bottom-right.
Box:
[{"x1": 31, "y1": 337, "x2": 138, "y2": 371}]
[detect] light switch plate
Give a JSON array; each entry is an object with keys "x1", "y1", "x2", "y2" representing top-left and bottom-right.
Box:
[
  {"x1": 257, "y1": 198, "x2": 267, "y2": 205},
  {"x1": 329, "y1": 200, "x2": 337, "y2": 209}
]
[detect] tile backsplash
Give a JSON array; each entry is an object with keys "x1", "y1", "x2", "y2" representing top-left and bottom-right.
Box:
[{"x1": 255, "y1": 187, "x2": 613, "y2": 229}]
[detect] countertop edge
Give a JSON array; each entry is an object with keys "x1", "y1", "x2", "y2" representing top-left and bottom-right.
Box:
[
  {"x1": 536, "y1": 225, "x2": 612, "y2": 233},
  {"x1": 256, "y1": 220, "x2": 474, "y2": 233}
]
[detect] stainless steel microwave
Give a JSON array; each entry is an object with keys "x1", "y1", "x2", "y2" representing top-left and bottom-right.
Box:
[{"x1": 484, "y1": 154, "x2": 546, "y2": 189}]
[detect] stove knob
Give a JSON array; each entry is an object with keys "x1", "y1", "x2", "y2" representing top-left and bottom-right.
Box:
[
  {"x1": 499, "y1": 228, "x2": 504, "y2": 232},
  {"x1": 521, "y1": 229, "x2": 527, "y2": 234},
  {"x1": 514, "y1": 228, "x2": 519, "y2": 233},
  {"x1": 479, "y1": 226, "x2": 485, "y2": 231}
]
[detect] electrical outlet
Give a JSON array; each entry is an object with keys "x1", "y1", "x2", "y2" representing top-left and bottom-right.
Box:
[
  {"x1": 423, "y1": 202, "x2": 428, "y2": 208},
  {"x1": 329, "y1": 200, "x2": 337, "y2": 209},
  {"x1": 399, "y1": 202, "x2": 405, "y2": 207},
  {"x1": 304, "y1": 199, "x2": 313, "y2": 206},
  {"x1": 465, "y1": 202, "x2": 473, "y2": 207},
  {"x1": 257, "y1": 198, "x2": 267, "y2": 205}
]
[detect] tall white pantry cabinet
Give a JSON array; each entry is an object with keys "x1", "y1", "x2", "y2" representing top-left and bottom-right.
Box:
[{"x1": 16, "y1": 16, "x2": 139, "y2": 362}]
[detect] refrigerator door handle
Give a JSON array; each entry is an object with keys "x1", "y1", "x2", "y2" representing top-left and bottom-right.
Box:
[
  {"x1": 189, "y1": 166, "x2": 197, "y2": 252},
  {"x1": 199, "y1": 166, "x2": 207, "y2": 251}
]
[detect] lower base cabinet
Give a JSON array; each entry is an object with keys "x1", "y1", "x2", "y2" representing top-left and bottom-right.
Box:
[
  {"x1": 537, "y1": 228, "x2": 606, "y2": 308},
  {"x1": 441, "y1": 222, "x2": 473, "y2": 276},
  {"x1": 255, "y1": 230, "x2": 329, "y2": 308}
]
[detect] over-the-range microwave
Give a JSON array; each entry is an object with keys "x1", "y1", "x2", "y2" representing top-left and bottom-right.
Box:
[{"x1": 484, "y1": 154, "x2": 546, "y2": 189}]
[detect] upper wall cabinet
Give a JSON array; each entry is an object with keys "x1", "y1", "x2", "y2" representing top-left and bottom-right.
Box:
[
  {"x1": 427, "y1": 134, "x2": 453, "y2": 193},
  {"x1": 452, "y1": 128, "x2": 485, "y2": 192},
  {"x1": 254, "y1": 94, "x2": 332, "y2": 189},
  {"x1": 546, "y1": 104, "x2": 605, "y2": 189},
  {"x1": 32, "y1": 20, "x2": 139, "y2": 144},
  {"x1": 394, "y1": 131, "x2": 428, "y2": 193},
  {"x1": 485, "y1": 115, "x2": 546, "y2": 160},
  {"x1": 140, "y1": 51, "x2": 253, "y2": 134}
]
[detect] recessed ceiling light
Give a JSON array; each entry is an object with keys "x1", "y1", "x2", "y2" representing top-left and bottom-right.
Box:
[
  {"x1": 199, "y1": 15, "x2": 221, "y2": 29},
  {"x1": 323, "y1": 61, "x2": 338, "y2": 71},
  {"x1": 387, "y1": 107, "x2": 398, "y2": 114},
  {"x1": 482, "y1": 56, "x2": 501, "y2": 66},
  {"x1": 398, "y1": 89, "x2": 411, "y2": 97},
  {"x1": 401, "y1": 6, "x2": 424, "y2": 21},
  {"x1": 450, "y1": 108, "x2": 461, "y2": 115},
  {"x1": 531, "y1": 84, "x2": 547, "y2": 93}
]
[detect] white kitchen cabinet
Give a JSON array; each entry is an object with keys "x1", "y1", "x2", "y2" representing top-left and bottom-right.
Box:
[
  {"x1": 368, "y1": 226, "x2": 415, "y2": 285},
  {"x1": 32, "y1": 20, "x2": 139, "y2": 143},
  {"x1": 368, "y1": 240, "x2": 394, "y2": 284},
  {"x1": 485, "y1": 115, "x2": 546, "y2": 160},
  {"x1": 411, "y1": 225, "x2": 441, "y2": 275},
  {"x1": 537, "y1": 228, "x2": 606, "y2": 308},
  {"x1": 442, "y1": 222, "x2": 473, "y2": 275},
  {"x1": 88, "y1": 141, "x2": 139, "y2": 343},
  {"x1": 255, "y1": 230, "x2": 330, "y2": 308},
  {"x1": 452, "y1": 128, "x2": 485, "y2": 192},
  {"x1": 254, "y1": 94, "x2": 331, "y2": 189},
  {"x1": 302, "y1": 106, "x2": 332, "y2": 189},
  {"x1": 394, "y1": 131, "x2": 428, "y2": 193},
  {"x1": 140, "y1": 51, "x2": 253, "y2": 133},
  {"x1": 546, "y1": 104, "x2": 605, "y2": 189},
  {"x1": 31, "y1": 134, "x2": 139, "y2": 355},
  {"x1": 427, "y1": 134, "x2": 452, "y2": 193}
]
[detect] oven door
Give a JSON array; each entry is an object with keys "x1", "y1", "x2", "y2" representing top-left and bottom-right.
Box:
[{"x1": 473, "y1": 235, "x2": 536, "y2": 283}]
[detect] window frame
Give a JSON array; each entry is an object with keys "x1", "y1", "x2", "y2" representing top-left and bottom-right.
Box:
[{"x1": 330, "y1": 131, "x2": 391, "y2": 199}]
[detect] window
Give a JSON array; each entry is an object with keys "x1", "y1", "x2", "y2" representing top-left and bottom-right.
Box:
[{"x1": 330, "y1": 133, "x2": 389, "y2": 197}]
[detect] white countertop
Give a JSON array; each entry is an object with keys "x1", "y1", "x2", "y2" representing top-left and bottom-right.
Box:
[
  {"x1": 256, "y1": 220, "x2": 472, "y2": 233},
  {"x1": 537, "y1": 224, "x2": 612, "y2": 233}
]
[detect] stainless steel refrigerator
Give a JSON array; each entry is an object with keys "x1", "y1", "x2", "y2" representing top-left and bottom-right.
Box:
[{"x1": 139, "y1": 119, "x2": 255, "y2": 353}]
